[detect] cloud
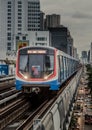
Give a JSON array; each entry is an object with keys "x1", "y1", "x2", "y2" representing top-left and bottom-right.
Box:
[
  {"x1": 71, "y1": 12, "x2": 92, "y2": 19},
  {"x1": 40, "y1": 0, "x2": 92, "y2": 55}
]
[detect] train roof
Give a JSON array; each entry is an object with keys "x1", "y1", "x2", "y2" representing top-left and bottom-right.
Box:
[
  {"x1": 18, "y1": 45, "x2": 56, "y2": 51},
  {"x1": 18, "y1": 45, "x2": 79, "y2": 61},
  {"x1": 58, "y1": 49, "x2": 79, "y2": 61}
]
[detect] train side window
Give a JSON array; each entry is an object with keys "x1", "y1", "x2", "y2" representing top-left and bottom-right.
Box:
[
  {"x1": 62, "y1": 56, "x2": 64, "y2": 80},
  {"x1": 63, "y1": 57, "x2": 66, "y2": 79},
  {"x1": 67, "y1": 58, "x2": 69, "y2": 76},
  {"x1": 19, "y1": 55, "x2": 28, "y2": 72},
  {"x1": 58, "y1": 55, "x2": 64, "y2": 82},
  {"x1": 45, "y1": 55, "x2": 50, "y2": 68},
  {"x1": 67, "y1": 58, "x2": 69, "y2": 77},
  {"x1": 45, "y1": 55, "x2": 54, "y2": 72}
]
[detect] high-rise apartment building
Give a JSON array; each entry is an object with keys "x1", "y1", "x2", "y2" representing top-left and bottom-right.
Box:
[
  {"x1": 45, "y1": 14, "x2": 60, "y2": 30},
  {"x1": 0, "y1": 0, "x2": 40, "y2": 57}
]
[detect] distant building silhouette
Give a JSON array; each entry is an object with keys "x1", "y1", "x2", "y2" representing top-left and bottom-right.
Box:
[
  {"x1": 81, "y1": 51, "x2": 88, "y2": 64},
  {"x1": 48, "y1": 26, "x2": 73, "y2": 56},
  {"x1": 40, "y1": 11, "x2": 45, "y2": 31},
  {"x1": 45, "y1": 14, "x2": 60, "y2": 30}
]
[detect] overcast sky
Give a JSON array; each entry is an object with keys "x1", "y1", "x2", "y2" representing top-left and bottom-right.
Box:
[{"x1": 40, "y1": 0, "x2": 92, "y2": 56}]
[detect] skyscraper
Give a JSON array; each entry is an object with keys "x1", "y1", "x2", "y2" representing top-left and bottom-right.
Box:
[
  {"x1": 45, "y1": 14, "x2": 60, "y2": 30},
  {"x1": 49, "y1": 26, "x2": 73, "y2": 55},
  {"x1": 0, "y1": 0, "x2": 40, "y2": 57}
]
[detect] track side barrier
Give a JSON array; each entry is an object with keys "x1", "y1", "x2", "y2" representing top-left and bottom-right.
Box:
[{"x1": 33, "y1": 68, "x2": 82, "y2": 130}]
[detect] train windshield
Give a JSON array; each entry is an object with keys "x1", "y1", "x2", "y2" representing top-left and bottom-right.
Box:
[{"x1": 19, "y1": 54, "x2": 54, "y2": 78}]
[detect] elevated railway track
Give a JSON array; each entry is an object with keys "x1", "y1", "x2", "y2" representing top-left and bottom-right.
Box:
[{"x1": 0, "y1": 69, "x2": 82, "y2": 130}]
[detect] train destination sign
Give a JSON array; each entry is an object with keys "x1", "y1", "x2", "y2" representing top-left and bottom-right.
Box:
[{"x1": 27, "y1": 50, "x2": 46, "y2": 54}]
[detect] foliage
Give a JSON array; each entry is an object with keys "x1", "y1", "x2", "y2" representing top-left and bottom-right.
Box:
[{"x1": 69, "y1": 116, "x2": 77, "y2": 128}]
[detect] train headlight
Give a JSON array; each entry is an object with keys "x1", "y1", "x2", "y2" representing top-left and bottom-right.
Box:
[
  {"x1": 44, "y1": 76, "x2": 48, "y2": 80},
  {"x1": 24, "y1": 75, "x2": 28, "y2": 79}
]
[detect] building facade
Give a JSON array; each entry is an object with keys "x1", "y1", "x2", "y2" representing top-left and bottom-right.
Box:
[
  {"x1": 15, "y1": 31, "x2": 50, "y2": 51},
  {"x1": 0, "y1": 0, "x2": 40, "y2": 59}
]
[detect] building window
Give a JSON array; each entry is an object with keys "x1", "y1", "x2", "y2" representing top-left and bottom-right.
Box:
[
  {"x1": 8, "y1": 9, "x2": 11, "y2": 12},
  {"x1": 22, "y1": 36, "x2": 26, "y2": 40},
  {"x1": 18, "y1": 17, "x2": 22, "y2": 19},
  {"x1": 18, "y1": 13, "x2": 22, "y2": 15},
  {"x1": 7, "y1": 24, "x2": 11, "y2": 27},
  {"x1": 7, "y1": 42, "x2": 11, "y2": 46},
  {"x1": 18, "y1": 1, "x2": 22, "y2": 4},
  {"x1": 18, "y1": 33, "x2": 21, "y2": 35},
  {"x1": 37, "y1": 37, "x2": 47, "y2": 41},
  {"x1": 18, "y1": 28, "x2": 22, "y2": 31},
  {"x1": 28, "y1": 28, "x2": 31, "y2": 31},
  {"x1": 18, "y1": 20, "x2": 22, "y2": 23},
  {"x1": 7, "y1": 33, "x2": 11, "y2": 36},
  {"x1": 16, "y1": 36, "x2": 19, "y2": 40},
  {"x1": 8, "y1": 21, "x2": 11, "y2": 23},
  {"x1": 18, "y1": 9, "x2": 22, "y2": 12},
  {"x1": 8, "y1": 1, "x2": 11, "y2": 4},
  {"x1": 18, "y1": 24, "x2": 22, "y2": 27},
  {"x1": 18, "y1": 5, "x2": 22, "y2": 8},
  {"x1": 7, "y1": 28, "x2": 11, "y2": 30},
  {"x1": 35, "y1": 43, "x2": 47, "y2": 46},
  {"x1": 7, "y1": 13, "x2": 11, "y2": 15},
  {"x1": 7, "y1": 46, "x2": 11, "y2": 51},
  {"x1": 7, "y1": 17, "x2": 11, "y2": 19},
  {"x1": 8, "y1": 5, "x2": 11, "y2": 8},
  {"x1": 7, "y1": 37, "x2": 11, "y2": 40}
]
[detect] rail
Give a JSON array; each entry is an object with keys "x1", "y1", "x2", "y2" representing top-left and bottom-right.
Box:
[
  {"x1": 0, "y1": 75, "x2": 15, "y2": 82},
  {"x1": 16, "y1": 99, "x2": 55, "y2": 130},
  {"x1": 0, "y1": 98, "x2": 30, "y2": 130},
  {"x1": 0, "y1": 92, "x2": 21, "y2": 105}
]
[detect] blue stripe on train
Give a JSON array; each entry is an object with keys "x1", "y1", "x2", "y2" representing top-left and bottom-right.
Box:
[{"x1": 15, "y1": 79, "x2": 61, "y2": 91}]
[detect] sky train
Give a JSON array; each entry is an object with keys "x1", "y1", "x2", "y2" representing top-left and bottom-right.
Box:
[{"x1": 15, "y1": 46, "x2": 79, "y2": 93}]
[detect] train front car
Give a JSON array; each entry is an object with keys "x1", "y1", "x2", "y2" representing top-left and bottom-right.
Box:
[{"x1": 15, "y1": 46, "x2": 60, "y2": 93}]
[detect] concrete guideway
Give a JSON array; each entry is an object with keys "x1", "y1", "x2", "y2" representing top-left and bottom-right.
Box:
[{"x1": 32, "y1": 69, "x2": 82, "y2": 130}]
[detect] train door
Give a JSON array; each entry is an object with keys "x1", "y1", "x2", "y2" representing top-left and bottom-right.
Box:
[
  {"x1": 67, "y1": 58, "x2": 69, "y2": 77},
  {"x1": 58, "y1": 56, "x2": 61, "y2": 82},
  {"x1": 70, "y1": 59, "x2": 72, "y2": 75},
  {"x1": 71, "y1": 59, "x2": 73, "y2": 74},
  {"x1": 66, "y1": 58, "x2": 68, "y2": 78},
  {"x1": 62, "y1": 56, "x2": 64, "y2": 81},
  {"x1": 69, "y1": 58, "x2": 71, "y2": 76},
  {"x1": 60, "y1": 56, "x2": 64, "y2": 82},
  {"x1": 63, "y1": 57, "x2": 67, "y2": 80},
  {"x1": 58, "y1": 55, "x2": 64, "y2": 83}
]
